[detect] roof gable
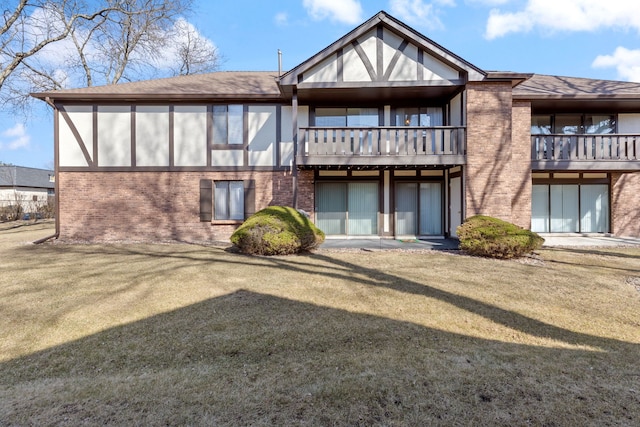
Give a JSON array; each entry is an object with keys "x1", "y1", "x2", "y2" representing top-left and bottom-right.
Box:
[{"x1": 279, "y1": 11, "x2": 485, "y2": 88}]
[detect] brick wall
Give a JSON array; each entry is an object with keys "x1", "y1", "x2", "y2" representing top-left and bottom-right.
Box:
[
  {"x1": 58, "y1": 171, "x2": 295, "y2": 242},
  {"x1": 510, "y1": 100, "x2": 532, "y2": 229},
  {"x1": 611, "y1": 172, "x2": 640, "y2": 237},
  {"x1": 464, "y1": 81, "x2": 516, "y2": 222}
]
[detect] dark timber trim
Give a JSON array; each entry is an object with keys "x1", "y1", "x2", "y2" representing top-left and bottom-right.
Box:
[
  {"x1": 383, "y1": 39, "x2": 409, "y2": 81},
  {"x1": 337, "y1": 49, "x2": 344, "y2": 83},
  {"x1": 57, "y1": 104, "x2": 94, "y2": 167},
  {"x1": 206, "y1": 105, "x2": 213, "y2": 167},
  {"x1": 169, "y1": 105, "x2": 175, "y2": 167},
  {"x1": 376, "y1": 25, "x2": 384, "y2": 80},
  {"x1": 130, "y1": 106, "x2": 136, "y2": 167},
  {"x1": 276, "y1": 105, "x2": 282, "y2": 167},
  {"x1": 92, "y1": 106, "x2": 98, "y2": 166},
  {"x1": 352, "y1": 40, "x2": 377, "y2": 82}
]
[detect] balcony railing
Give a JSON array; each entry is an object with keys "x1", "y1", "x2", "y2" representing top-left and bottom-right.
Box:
[{"x1": 298, "y1": 126, "x2": 466, "y2": 166}]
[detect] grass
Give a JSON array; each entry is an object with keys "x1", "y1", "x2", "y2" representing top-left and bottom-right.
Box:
[{"x1": 1, "y1": 220, "x2": 639, "y2": 426}]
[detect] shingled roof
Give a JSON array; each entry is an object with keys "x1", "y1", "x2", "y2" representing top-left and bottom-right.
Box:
[
  {"x1": 514, "y1": 74, "x2": 640, "y2": 99},
  {"x1": 0, "y1": 166, "x2": 54, "y2": 189},
  {"x1": 32, "y1": 71, "x2": 283, "y2": 102}
]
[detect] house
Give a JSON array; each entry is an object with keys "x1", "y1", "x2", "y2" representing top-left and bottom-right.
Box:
[
  {"x1": 32, "y1": 11, "x2": 640, "y2": 242},
  {"x1": 0, "y1": 165, "x2": 55, "y2": 220}
]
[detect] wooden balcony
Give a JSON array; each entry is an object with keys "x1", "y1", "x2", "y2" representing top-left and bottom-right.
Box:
[
  {"x1": 297, "y1": 126, "x2": 466, "y2": 167},
  {"x1": 531, "y1": 134, "x2": 640, "y2": 171}
]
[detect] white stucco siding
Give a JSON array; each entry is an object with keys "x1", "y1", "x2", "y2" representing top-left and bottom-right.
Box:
[
  {"x1": 450, "y1": 93, "x2": 463, "y2": 126},
  {"x1": 248, "y1": 106, "x2": 276, "y2": 167},
  {"x1": 135, "y1": 106, "x2": 169, "y2": 166},
  {"x1": 389, "y1": 44, "x2": 418, "y2": 81},
  {"x1": 618, "y1": 114, "x2": 640, "y2": 133},
  {"x1": 174, "y1": 106, "x2": 207, "y2": 166},
  {"x1": 59, "y1": 106, "x2": 93, "y2": 167},
  {"x1": 423, "y1": 53, "x2": 459, "y2": 81},
  {"x1": 211, "y1": 150, "x2": 243, "y2": 167},
  {"x1": 343, "y1": 44, "x2": 372, "y2": 82},
  {"x1": 98, "y1": 106, "x2": 131, "y2": 167},
  {"x1": 280, "y1": 106, "x2": 308, "y2": 167},
  {"x1": 304, "y1": 54, "x2": 338, "y2": 83}
]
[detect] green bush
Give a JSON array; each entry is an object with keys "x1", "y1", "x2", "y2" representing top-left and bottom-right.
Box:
[
  {"x1": 230, "y1": 206, "x2": 325, "y2": 256},
  {"x1": 457, "y1": 215, "x2": 544, "y2": 259}
]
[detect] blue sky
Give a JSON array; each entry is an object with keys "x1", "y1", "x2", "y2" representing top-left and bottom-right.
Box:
[{"x1": 2, "y1": 0, "x2": 640, "y2": 169}]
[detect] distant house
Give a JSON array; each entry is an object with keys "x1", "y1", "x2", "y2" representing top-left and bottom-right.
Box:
[
  {"x1": 32, "y1": 11, "x2": 640, "y2": 241},
  {"x1": 0, "y1": 165, "x2": 55, "y2": 219}
]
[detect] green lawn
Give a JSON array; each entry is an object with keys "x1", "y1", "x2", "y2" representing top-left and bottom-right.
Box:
[{"x1": 1, "y1": 221, "x2": 639, "y2": 426}]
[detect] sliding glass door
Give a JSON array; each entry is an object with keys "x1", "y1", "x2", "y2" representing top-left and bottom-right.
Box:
[
  {"x1": 531, "y1": 184, "x2": 609, "y2": 233},
  {"x1": 316, "y1": 182, "x2": 378, "y2": 236},
  {"x1": 395, "y1": 182, "x2": 443, "y2": 236}
]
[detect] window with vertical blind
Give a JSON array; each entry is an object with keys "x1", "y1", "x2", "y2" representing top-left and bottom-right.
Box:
[
  {"x1": 395, "y1": 107, "x2": 443, "y2": 127},
  {"x1": 212, "y1": 105, "x2": 243, "y2": 145},
  {"x1": 199, "y1": 179, "x2": 255, "y2": 222},
  {"x1": 531, "y1": 114, "x2": 616, "y2": 135},
  {"x1": 314, "y1": 108, "x2": 379, "y2": 127},
  {"x1": 214, "y1": 181, "x2": 244, "y2": 220},
  {"x1": 531, "y1": 183, "x2": 609, "y2": 233},
  {"x1": 396, "y1": 182, "x2": 443, "y2": 236},
  {"x1": 316, "y1": 182, "x2": 378, "y2": 235}
]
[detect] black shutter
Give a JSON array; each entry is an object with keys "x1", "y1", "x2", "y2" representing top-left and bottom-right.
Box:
[
  {"x1": 199, "y1": 179, "x2": 212, "y2": 221},
  {"x1": 244, "y1": 179, "x2": 256, "y2": 219}
]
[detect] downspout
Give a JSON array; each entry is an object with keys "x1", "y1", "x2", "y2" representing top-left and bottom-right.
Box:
[
  {"x1": 34, "y1": 96, "x2": 59, "y2": 244},
  {"x1": 292, "y1": 89, "x2": 298, "y2": 208}
]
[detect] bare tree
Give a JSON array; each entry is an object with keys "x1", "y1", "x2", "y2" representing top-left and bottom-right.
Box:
[{"x1": 1, "y1": 0, "x2": 220, "y2": 113}]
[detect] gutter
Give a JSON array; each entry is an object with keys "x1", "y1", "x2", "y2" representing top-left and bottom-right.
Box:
[{"x1": 33, "y1": 96, "x2": 60, "y2": 245}]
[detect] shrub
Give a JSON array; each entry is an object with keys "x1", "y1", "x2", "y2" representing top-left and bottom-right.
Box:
[
  {"x1": 457, "y1": 215, "x2": 544, "y2": 259},
  {"x1": 230, "y1": 206, "x2": 325, "y2": 256}
]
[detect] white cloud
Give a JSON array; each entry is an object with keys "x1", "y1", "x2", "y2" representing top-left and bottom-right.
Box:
[
  {"x1": 274, "y1": 12, "x2": 289, "y2": 26},
  {"x1": 592, "y1": 47, "x2": 640, "y2": 82},
  {"x1": 485, "y1": 0, "x2": 640, "y2": 39},
  {"x1": 0, "y1": 123, "x2": 31, "y2": 150},
  {"x1": 389, "y1": 0, "x2": 455, "y2": 30},
  {"x1": 466, "y1": 0, "x2": 509, "y2": 5},
  {"x1": 303, "y1": 0, "x2": 363, "y2": 25}
]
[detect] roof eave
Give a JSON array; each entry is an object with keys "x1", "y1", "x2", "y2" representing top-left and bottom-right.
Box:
[{"x1": 31, "y1": 92, "x2": 285, "y2": 103}]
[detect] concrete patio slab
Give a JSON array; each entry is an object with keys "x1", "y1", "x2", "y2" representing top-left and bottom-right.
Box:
[{"x1": 319, "y1": 235, "x2": 640, "y2": 251}]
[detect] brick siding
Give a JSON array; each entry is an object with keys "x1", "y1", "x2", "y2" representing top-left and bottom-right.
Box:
[
  {"x1": 611, "y1": 172, "x2": 640, "y2": 237},
  {"x1": 58, "y1": 171, "x2": 295, "y2": 242},
  {"x1": 510, "y1": 100, "x2": 533, "y2": 229},
  {"x1": 465, "y1": 82, "x2": 519, "y2": 223}
]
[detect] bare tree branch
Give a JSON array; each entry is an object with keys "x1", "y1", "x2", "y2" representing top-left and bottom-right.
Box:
[{"x1": 1, "y1": 0, "x2": 220, "y2": 116}]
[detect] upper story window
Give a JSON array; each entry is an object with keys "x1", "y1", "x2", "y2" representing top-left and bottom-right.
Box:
[
  {"x1": 315, "y1": 107, "x2": 379, "y2": 127},
  {"x1": 395, "y1": 107, "x2": 443, "y2": 127},
  {"x1": 532, "y1": 114, "x2": 616, "y2": 135},
  {"x1": 212, "y1": 105, "x2": 243, "y2": 145}
]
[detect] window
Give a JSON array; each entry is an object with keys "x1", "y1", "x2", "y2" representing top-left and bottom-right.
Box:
[
  {"x1": 395, "y1": 107, "x2": 443, "y2": 127},
  {"x1": 531, "y1": 114, "x2": 616, "y2": 134},
  {"x1": 531, "y1": 183, "x2": 609, "y2": 233},
  {"x1": 212, "y1": 105, "x2": 243, "y2": 145},
  {"x1": 214, "y1": 181, "x2": 244, "y2": 220},
  {"x1": 315, "y1": 108, "x2": 379, "y2": 127}
]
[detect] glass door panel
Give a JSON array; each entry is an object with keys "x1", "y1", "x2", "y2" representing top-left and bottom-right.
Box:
[
  {"x1": 348, "y1": 182, "x2": 378, "y2": 235},
  {"x1": 419, "y1": 183, "x2": 442, "y2": 235},
  {"x1": 316, "y1": 182, "x2": 347, "y2": 235},
  {"x1": 396, "y1": 183, "x2": 417, "y2": 235},
  {"x1": 580, "y1": 185, "x2": 609, "y2": 233},
  {"x1": 550, "y1": 185, "x2": 579, "y2": 232},
  {"x1": 531, "y1": 185, "x2": 550, "y2": 232}
]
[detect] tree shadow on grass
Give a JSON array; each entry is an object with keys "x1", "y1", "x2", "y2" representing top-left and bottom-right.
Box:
[
  {"x1": 1, "y1": 290, "x2": 638, "y2": 426},
  {"x1": 4, "y1": 241, "x2": 640, "y2": 424}
]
